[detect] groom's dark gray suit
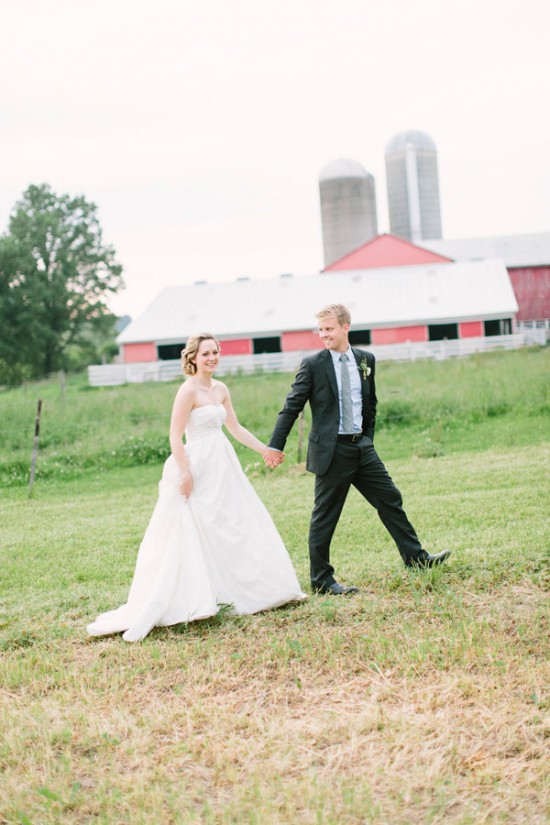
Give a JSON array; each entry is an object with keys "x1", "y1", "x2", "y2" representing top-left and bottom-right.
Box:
[{"x1": 269, "y1": 347, "x2": 426, "y2": 589}]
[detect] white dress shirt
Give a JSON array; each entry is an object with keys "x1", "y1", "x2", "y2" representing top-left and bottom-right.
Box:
[{"x1": 329, "y1": 347, "x2": 363, "y2": 434}]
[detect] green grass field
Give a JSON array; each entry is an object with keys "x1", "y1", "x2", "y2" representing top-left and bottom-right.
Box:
[{"x1": 0, "y1": 348, "x2": 549, "y2": 824}]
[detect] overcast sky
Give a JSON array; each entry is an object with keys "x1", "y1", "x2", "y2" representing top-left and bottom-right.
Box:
[{"x1": 2, "y1": 0, "x2": 549, "y2": 318}]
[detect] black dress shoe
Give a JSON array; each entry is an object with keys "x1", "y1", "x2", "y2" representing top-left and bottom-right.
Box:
[
  {"x1": 315, "y1": 581, "x2": 359, "y2": 595},
  {"x1": 407, "y1": 549, "x2": 451, "y2": 569}
]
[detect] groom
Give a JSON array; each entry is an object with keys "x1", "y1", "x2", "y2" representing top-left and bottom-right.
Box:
[{"x1": 264, "y1": 303, "x2": 450, "y2": 595}]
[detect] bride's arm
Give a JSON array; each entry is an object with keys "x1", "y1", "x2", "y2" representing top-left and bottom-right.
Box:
[
  {"x1": 222, "y1": 387, "x2": 272, "y2": 457},
  {"x1": 169, "y1": 383, "x2": 195, "y2": 496}
]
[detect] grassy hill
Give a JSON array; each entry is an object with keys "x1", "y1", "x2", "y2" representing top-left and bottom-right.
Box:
[
  {"x1": 0, "y1": 347, "x2": 548, "y2": 823},
  {"x1": 1, "y1": 346, "x2": 548, "y2": 486}
]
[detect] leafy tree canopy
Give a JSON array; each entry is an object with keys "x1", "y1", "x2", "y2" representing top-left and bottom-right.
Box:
[{"x1": 0, "y1": 183, "x2": 124, "y2": 383}]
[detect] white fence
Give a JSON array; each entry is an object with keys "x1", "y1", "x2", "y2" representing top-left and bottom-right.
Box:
[
  {"x1": 87, "y1": 333, "x2": 538, "y2": 387},
  {"x1": 516, "y1": 320, "x2": 550, "y2": 345}
]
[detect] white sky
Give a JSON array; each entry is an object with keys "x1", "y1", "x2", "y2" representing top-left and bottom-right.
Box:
[{"x1": 2, "y1": 0, "x2": 549, "y2": 318}]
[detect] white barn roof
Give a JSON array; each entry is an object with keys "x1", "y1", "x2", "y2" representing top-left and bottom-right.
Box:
[
  {"x1": 422, "y1": 232, "x2": 550, "y2": 268},
  {"x1": 117, "y1": 259, "x2": 518, "y2": 345}
]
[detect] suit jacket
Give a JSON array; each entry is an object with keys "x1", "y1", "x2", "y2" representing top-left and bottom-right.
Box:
[{"x1": 269, "y1": 347, "x2": 377, "y2": 476}]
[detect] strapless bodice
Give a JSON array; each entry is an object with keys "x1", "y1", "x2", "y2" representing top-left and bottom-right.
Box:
[{"x1": 185, "y1": 404, "x2": 227, "y2": 442}]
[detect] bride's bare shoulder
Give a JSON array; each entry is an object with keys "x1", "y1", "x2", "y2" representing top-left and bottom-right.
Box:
[
  {"x1": 174, "y1": 378, "x2": 197, "y2": 405},
  {"x1": 214, "y1": 379, "x2": 230, "y2": 401}
]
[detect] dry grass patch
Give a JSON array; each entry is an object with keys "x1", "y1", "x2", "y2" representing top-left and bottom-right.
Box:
[
  {"x1": 0, "y1": 443, "x2": 548, "y2": 823},
  {"x1": 1, "y1": 580, "x2": 548, "y2": 824}
]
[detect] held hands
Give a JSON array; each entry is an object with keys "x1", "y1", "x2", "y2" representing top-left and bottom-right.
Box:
[{"x1": 262, "y1": 448, "x2": 285, "y2": 469}]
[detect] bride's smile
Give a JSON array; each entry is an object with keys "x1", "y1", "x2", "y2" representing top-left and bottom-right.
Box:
[{"x1": 194, "y1": 341, "x2": 220, "y2": 373}]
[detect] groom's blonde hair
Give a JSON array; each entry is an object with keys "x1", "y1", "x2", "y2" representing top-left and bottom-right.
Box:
[{"x1": 315, "y1": 304, "x2": 351, "y2": 327}]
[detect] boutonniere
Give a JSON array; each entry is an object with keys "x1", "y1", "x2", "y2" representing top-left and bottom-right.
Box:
[{"x1": 359, "y1": 358, "x2": 371, "y2": 380}]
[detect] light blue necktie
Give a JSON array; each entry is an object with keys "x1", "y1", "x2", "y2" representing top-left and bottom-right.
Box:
[{"x1": 339, "y1": 354, "x2": 354, "y2": 432}]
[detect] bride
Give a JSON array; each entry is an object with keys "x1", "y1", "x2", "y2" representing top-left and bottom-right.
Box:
[{"x1": 87, "y1": 332, "x2": 306, "y2": 642}]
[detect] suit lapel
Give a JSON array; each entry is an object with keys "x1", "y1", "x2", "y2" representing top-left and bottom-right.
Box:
[
  {"x1": 322, "y1": 349, "x2": 339, "y2": 400},
  {"x1": 352, "y1": 348, "x2": 370, "y2": 405},
  {"x1": 321, "y1": 348, "x2": 369, "y2": 403}
]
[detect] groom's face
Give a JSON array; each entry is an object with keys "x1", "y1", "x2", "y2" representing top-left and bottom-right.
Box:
[{"x1": 318, "y1": 316, "x2": 350, "y2": 352}]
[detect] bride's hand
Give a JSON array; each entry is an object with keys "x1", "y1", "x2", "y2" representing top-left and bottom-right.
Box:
[
  {"x1": 263, "y1": 448, "x2": 285, "y2": 468},
  {"x1": 180, "y1": 471, "x2": 193, "y2": 498}
]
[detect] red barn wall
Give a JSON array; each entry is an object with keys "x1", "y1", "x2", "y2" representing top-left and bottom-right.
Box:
[
  {"x1": 220, "y1": 339, "x2": 253, "y2": 355},
  {"x1": 123, "y1": 342, "x2": 157, "y2": 363},
  {"x1": 371, "y1": 326, "x2": 428, "y2": 345},
  {"x1": 282, "y1": 331, "x2": 323, "y2": 351},
  {"x1": 459, "y1": 321, "x2": 484, "y2": 338},
  {"x1": 508, "y1": 266, "x2": 550, "y2": 320}
]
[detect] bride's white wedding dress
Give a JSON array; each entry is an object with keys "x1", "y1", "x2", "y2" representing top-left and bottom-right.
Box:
[{"x1": 87, "y1": 404, "x2": 306, "y2": 641}]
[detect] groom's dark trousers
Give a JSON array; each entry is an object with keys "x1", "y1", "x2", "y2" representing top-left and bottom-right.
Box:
[
  {"x1": 269, "y1": 347, "x2": 425, "y2": 589},
  {"x1": 309, "y1": 436, "x2": 423, "y2": 588}
]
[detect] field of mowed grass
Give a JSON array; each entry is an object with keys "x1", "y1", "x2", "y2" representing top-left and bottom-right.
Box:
[{"x1": 0, "y1": 347, "x2": 549, "y2": 824}]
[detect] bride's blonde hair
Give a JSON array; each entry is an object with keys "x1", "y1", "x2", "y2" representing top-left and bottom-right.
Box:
[{"x1": 181, "y1": 333, "x2": 220, "y2": 376}]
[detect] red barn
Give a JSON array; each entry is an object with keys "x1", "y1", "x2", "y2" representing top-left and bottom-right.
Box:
[
  {"x1": 421, "y1": 232, "x2": 550, "y2": 323},
  {"x1": 323, "y1": 233, "x2": 452, "y2": 271}
]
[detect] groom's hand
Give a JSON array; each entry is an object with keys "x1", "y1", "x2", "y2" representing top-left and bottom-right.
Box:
[{"x1": 263, "y1": 448, "x2": 285, "y2": 469}]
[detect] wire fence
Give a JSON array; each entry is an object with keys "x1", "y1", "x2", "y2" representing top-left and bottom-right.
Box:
[
  {"x1": 1, "y1": 402, "x2": 456, "y2": 494},
  {"x1": 0, "y1": 397, "x2": 493, "y2": 441},
  {"x1": 0, "y1": 411, "x2": 450, "y2": 446},
  {"x1": 2, "y1": 335, "x2": 548, "y2": 492}
]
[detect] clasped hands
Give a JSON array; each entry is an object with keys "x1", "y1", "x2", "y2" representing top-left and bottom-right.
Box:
[{"x1": 262, "y1": 448, "x2": 285, "y2": 469}]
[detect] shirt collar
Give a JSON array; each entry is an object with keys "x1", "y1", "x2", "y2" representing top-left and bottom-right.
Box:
[{"x1": 329, "y1": 345, "x2": 354, "y2": 365}]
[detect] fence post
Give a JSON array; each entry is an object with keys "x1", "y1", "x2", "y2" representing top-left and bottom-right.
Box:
[
  {"x1": 28, "y1": 399, "x2": 43, "y2": 498},
  {"x1": 59, "y1": 370, "x2": 66, "y2": 406}
]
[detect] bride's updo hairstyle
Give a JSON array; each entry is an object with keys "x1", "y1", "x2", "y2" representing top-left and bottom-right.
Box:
[{"x1": 181, "y1": 333, "x2": 220, "y2": 376}]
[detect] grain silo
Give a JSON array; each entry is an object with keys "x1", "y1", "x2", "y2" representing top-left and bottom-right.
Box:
[
  {"x1": 319, "y1": 158, "x2": 378, "y2": 267},
  {"x1": 385, "y1": 130, "x2": 442, "y2": 242}
]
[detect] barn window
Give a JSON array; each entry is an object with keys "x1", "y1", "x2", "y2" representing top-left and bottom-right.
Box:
[
  {"x1": 428, "y1": 323, "x2": 458, "y2": 341},
  {"x1": 253, "y1": 336, "x2": 281, "y2": 354},
  {"x1": 158, "y1": 343, "x2": 186, "y2": 360},
  {"x1": 484, "y1": 319, "x2": 512, "y2": 336},
  {"x1": 349, "y1": 329, "x2": 371, "y2": 345}
]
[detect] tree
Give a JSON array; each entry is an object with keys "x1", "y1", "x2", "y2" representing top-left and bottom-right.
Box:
[
  {"x1": 0, "y1": 236, "x2": 42, "y2": 384},
  {"x1": 0, "y1": 183, "x2": 124, "y2": 382}
]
